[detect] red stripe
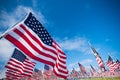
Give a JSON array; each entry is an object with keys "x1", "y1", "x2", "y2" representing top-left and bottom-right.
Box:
[
  {"x1": 58, "y1": 63, "x2": 67, "y2": 69},
  {"x1": 52, "y1": 42, "x2": 66, "y2": 59},
  {"x1": 5, "y1": 22, "x2": 68, "y2": 79},
  {"x1": 53, "y1": 69, "x2": 68, "y2": 79},
  {"x1": 56, "y1": 64, "x2": 68, "y2": 74},
  {"x1": 24, "y1": 61, "x2": 35, "y2": 69},
  {"x1": 6, "y1": 67, "x2": 22, "y2": 74},
  {"x1": 58, "y1": 57, "x2": 66, "y2": 64},
  {"x1": 20, "y1": 24, "x2": 58, "y2": 56},
  {"x1": 9, "y1": 58, "x2": 23, "y2": 65},
  {"x1": 5, "y1": 34, "x2": 55, "y2": 67},
  {"x1": 14, "y1": 28, "x2": 56, "y2": 61},
  {"x1": 20, "y1": 24, "x2": 68, "y2": 77},
  {"x1": 5, "y1": 61, "x2": 23, "y2": 73},
  {"x1": 6, "y1": 62, "x2": 24, "y2": 71}
]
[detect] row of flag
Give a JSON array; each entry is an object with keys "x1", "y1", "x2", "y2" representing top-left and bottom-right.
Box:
[
  {"x1": 107, "y1": 56, "x2": 120, "y2": 72},
  {"x1": 0, "y1": 11, "x2": 120, "y2": 79},
  {"x1": 5, "y1": 48, "x2": 36, "y2": 79},
  {"x1": 1, "y1": 12, "x2": 68, "y2": 79},
  {"x1": 90, "y1": 45, "x2": 120, "y2": 73},
  {"x1": 68, "y1": 44, "x2": 120, "y2": 78},
  {"x1": 69, "y1": 61, "x2": 120, "y2": 79}
]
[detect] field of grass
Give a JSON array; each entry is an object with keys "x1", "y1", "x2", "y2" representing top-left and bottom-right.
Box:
[{"x1": 77, "y1": 77, "x2": 120, "y2": 80}]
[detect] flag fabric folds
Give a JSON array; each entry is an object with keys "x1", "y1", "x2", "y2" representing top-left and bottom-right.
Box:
[
  {"x1": 5, "y1": 48, "x2": 36, "y2": 80},
  {"x1": 90, "y1": 46, "x2": 106, "y2": 71},
  {"x1": 107, "y1": 56, "x2": 113, "y2": 68},
  {"x1": 4, "y1": 12, "x2": 68, "y2": 79},
  {"x1": 78, "y1": 63, "x2": 86, "y2": 76},
  {"x1": 107, "y1": 56, "x2": 119, "y2": 72},
  {"x1": 90, "y1": 64, "x2": 96, "y2": 72},
  {"x1": 71, "y1": 68, "x2": 79, "y2": 77}
]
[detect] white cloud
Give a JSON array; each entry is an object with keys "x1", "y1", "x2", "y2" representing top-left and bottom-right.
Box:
[
  {"x1": 0, "y1": 5, "x2": 46, "y2": 29},
  {"x1": 0, "y1": 38, "x2": 14, "y2": 61},
  {"x1": 68, "y1": 59, "x2": 93, "y2": 71},
  {"x1": 58, "y1": 37, "x2": 91, "y2": 54},
  {"x1": 80, "y1": 59, "x2": 93, "y2": 65}
]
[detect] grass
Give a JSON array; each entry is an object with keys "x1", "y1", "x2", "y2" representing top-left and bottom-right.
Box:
[{"x1": 77, "y1": 77, "x2": 120, "y2": 80}]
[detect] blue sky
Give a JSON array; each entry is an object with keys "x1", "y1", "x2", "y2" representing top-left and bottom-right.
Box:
[{"x1": 0, "y1": 0, "x2": 120, "y2": 78}]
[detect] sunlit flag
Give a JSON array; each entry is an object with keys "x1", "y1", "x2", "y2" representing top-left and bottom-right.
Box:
[
  {"x1": 107, "y1": 56, "x2": 119, "y2": 72},
  {"x1": 90, "y1": 64, "x2": 96, "y2": 72},
  {"x1": 5, "y1": 48, "x2": 36, "y2": 79},
  {"x1": 2, "y1": 12, "x2": 68, "y2": 79},
  {"x1": 114, "y1": 60, "x2": 120, "y2": 71},
  {"x1": 78, "y1": 63, "x2": 86, "y2": 76},
  {"x1": 110, "y1": 60, "x2": 119, "y2": 72},
  {"x1": 70, "y1": 68, "x2": 79, "y2": 78},
  {"x1": 106, "y1": 55, "x2": 113, "y2": 68},
  {"x1": 90, "y1": 46, "x2": 106, "y2": 71}
]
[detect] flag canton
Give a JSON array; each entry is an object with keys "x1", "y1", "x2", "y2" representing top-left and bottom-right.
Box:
[
  {"x1": 12, "y1": 48, "x2": 26, "y2": 62},
  {"x1": 24, "y1": 12, "x2": 53, "y2": 46},
  {"x1": 34, "y1": 68, "x2": 39, "y2": 72},
  {"x1": 108, "y1": 56, "x2": 113, "y2": 62},
  {"x1": 44, "y1": 64, "x2": 49, "y2": 70}
]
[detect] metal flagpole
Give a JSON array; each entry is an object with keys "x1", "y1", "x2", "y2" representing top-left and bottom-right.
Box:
[
  {"x1": 0, "y1": 12, "x2": 28, "y2": 79},
  {"x1": 0, "y1": 12, "x2": 28, "y2": 40}
]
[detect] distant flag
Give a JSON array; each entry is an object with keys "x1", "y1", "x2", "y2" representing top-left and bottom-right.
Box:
[
  {"x1": 89, "y1": 69, "x2": 94, "y2": 76},
  {"x1": 32, "y1": 68, "x2": 42, "y2": 79},
  {"x1": 43, "y1": 64, "x2": 52, "y2": 77},
  {"x1": 34, "y1": 68, "x2": 39, "y2": 73},
  {"x1": 44, "y1": 64, "x2": 50, "y2": 71},
  {"x1": 71, "y1": 68, "x2": 79, "y2": 77},
  {"x1": 107, "y1": 56, "x2": 120, "y2": 72},
  {"x1": 90, "y1": 64, "x2": 96, "y2": 72},
  {"x1": 106, "y1": 55, "x2": 113, "y2": 68},
  {"x1": 90, "y1": 45, "x2": 106, "y2": 71},
  {"x1": 114, "y1": 60, "x2": 120, "y2": 70},
  {"x1": 5, "y1": 48, "x2": 36, "y2": 79},
  {"x1": 110, "y1": 60, "x2": 119, "y2": 72},
  {"x1": 78, "y1": 63, "x2": 86, "y2": 76},
  {"x1": 3, "y1": 12, "x2": 68, "y2": 79}
]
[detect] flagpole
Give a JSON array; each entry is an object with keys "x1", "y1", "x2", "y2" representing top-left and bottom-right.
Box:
[
  {"x1": 0, "y1": 13, "x2": 29, "y2": 78},
  {"x1": 0, "y1": 12, "x2": 28, "y2": 40}
]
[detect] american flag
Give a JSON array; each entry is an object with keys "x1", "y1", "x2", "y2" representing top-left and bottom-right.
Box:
[
  {"x1": 115, "y1": 60, "x2": 120, "y2": 69},
  {"x1": 108, "y1": 60, "x2": 119, "y2": 72},
  {"x1": 71, "y1": 68, "x2": 79, "y2": 78},
  {"x1": 4, "y1": 12, "x2": 68, "y2": 79},
  {"x1": 5, "y1": 48, "x2": 36, "y2": 80},
  {"x1": 90, "y1": 64, "x2": 96, "y2": 72},
  {"x1": 78, "y1": 63, "x2": 86, "y2": 76},
  {"x1": 43, "y1": 64, "x2": 52, "y2": 76},
  {"x1": 90, "y1": 46, "x2": 106, "y2": 71},
  {"x1": 107, "y1": 56, "x2": 113, "y2": 68}
]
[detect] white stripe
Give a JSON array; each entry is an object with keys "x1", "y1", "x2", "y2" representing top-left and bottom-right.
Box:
[
  {"x1": 52, "y1": 42, "x2": 66, "y2": 58},
  {"x1": 10, "y1": 58, "x2": 24, "y2": 66},
  {"x1": 17, "y1": 25, "x2": 57, "y2": 59},
  {"x1": 8, "y1": 61, "x2": 24, "y2": 70},
  {"x1": 24, "y1": 61, "x2": 35, "y2": 69},
  {"x1": 22, "y1": 23, "x2": 60, "y2": 56},
  {"x1": 7, "y1": 30, "x2": 56, "y2": 64},
  {"x1": 57, "y1": 64, "x2": 68, "y2": 72},
  {"x1": 6, "y1": 64, "x2": 23, "y2": 73},
  {"x1": 54, "y1": 65, "x2": 68, "y2": 76}
]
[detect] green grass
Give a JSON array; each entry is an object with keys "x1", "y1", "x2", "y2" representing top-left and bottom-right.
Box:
[{"x1": 78, "y1": 77, "x2": 120, "y2": 80}]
